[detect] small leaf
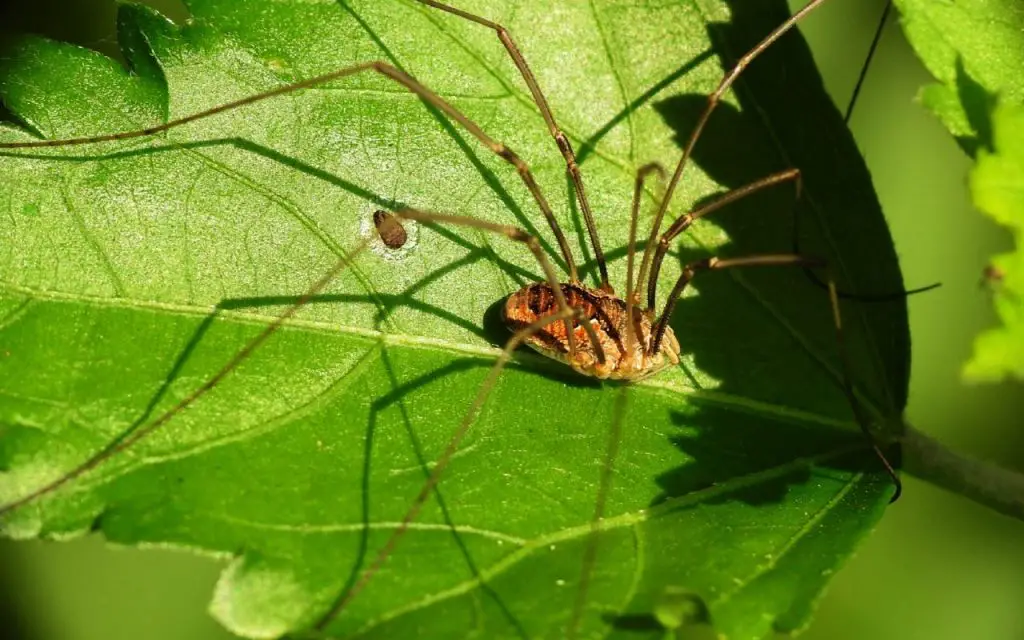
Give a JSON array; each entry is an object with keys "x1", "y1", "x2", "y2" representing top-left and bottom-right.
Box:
[
  {"x1": 894, "y1": 0, "x2": 1024, "y2": 155},
  {"x1": 964, "y1": 102, "x2": 1024, "y2": 381},
  {"x1": 0, "y1": 1, "x2": 909, "y2": 638}
]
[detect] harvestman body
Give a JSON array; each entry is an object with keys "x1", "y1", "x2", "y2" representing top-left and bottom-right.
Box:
[{"x1": 0, "y1": 0, "x2": 908, "y2": 635}]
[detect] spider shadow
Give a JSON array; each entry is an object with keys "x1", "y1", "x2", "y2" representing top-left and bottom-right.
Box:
[
  {"x1": 603, "y1": 3, "x2": 908, "y2": 628},
  {"x1": 568, "y1": 48, "x2": 718, "y2": 284},
  {"x1": 667, "y1": 0, "x2": 913, "y2": 425},
  {"x1": 2, "y1": 123, "x2": 591, "y2": 367},
  {"x1": 0, "y1": 134, "x2": 561, "y2": 274},
  {"x1": 126, "y1": 277, "x2": 601, "y2": 636},
  {"x1": 336, "y1": 349, "x2": 531, "y2": 639},
  {"x1": 649, "y1": 0, "x2": 915, "y2": 393},
  {"x1": 661, "y1": 1, "x2": 908, "y2": 475},
  {"x1": 124, "y1": 298, "x2": 515, "y2": 635}
]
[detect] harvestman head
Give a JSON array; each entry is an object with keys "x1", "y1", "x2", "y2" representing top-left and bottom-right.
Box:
[{"x1": 0, "y1": 0, "x2": 916, "y2": 635}]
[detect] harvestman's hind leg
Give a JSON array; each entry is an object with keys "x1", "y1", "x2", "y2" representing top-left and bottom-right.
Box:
[
  {"x1": 649, "y1": 254, "x2": 902, "y2": 502},
  {"x1": 415, "y1": 0, "x2": 612, "y2": 291},
  {"x1": 634, "y1": 0, "x2": 829, "y2": 296},
  {"x1": 625, "y1": 163, "x2": 667, "y2": 354},
  {"x1": 312, "y1": 208, "x2": 606, "y2": 630},
  {"x1": 0, "y1": 61, "x2": 580, "y2": 282},
  {"x1": 644, "y1": 168, "x2": 802, "y2": 310},
  {"x1": 0, "y1": 205, "x2": 604, "y2": 516}
]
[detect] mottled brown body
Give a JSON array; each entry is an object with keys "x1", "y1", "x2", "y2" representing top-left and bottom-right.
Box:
[{"x1": 503, "y1": 283, "x2": 680, "y2": 380}]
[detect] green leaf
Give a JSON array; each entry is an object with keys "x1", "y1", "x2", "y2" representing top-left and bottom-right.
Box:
[
  {"x1": 892, "y1": 0, "x2": 1024, "y2": 383},
  {"x1": 964, "y1": 102, "x2": 1024, "y2": 382},
  {"x1": 893, "y1": 0, "x2": 1024, "y2": 156},
  {"x1": 0, "y1": 1, "x2": 910, "y2": 638}
]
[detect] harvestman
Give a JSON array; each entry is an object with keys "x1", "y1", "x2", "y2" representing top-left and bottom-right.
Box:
[{"x1": 0, "y1": 0, "x2": 909, "y2": 634}]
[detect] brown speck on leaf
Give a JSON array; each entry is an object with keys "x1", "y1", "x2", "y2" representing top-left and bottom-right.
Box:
[
  {"x1": 373, "y1": 210, "x2": 408, "y2": 249},
  {"x1": 982, "y1": 264, "x2": 1004, "y2": 283}
]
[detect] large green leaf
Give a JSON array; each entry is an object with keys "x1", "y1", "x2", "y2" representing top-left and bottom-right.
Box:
[{"x1": 0, "y1": 1, "x2": 910, "y2": 638}]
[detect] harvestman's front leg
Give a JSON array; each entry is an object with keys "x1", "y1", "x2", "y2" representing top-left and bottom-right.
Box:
[
  {"x1": 643, "y1": 168, "x2": 802, "y2": 310},
  {"x1": 415, "y1": 0, "x2": 612, "y2": 291},
  {"x1": 0, "y1": 61, "x2": 580, "y2": 284},
  {"x1": 314, "y1": 208, "x2": 606, "y2": 630},
  {"x1": 634, "y1": 0, "x2": 829, "y2": 298},
  {"x1": 649, "y1": 254, "x2": 902, "y2": 502},
  {"x1": 624, "y1": 163, "x2": 666, "y2": 356}
]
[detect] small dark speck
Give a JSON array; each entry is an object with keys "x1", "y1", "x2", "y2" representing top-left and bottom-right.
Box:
[{"x1": 374, "y1": 210, "x2": 408, "y2": 249}]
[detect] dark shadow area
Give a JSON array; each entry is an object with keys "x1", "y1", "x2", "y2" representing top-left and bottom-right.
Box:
[
  {"x1": 523, "y1": 22, "x2": 911, "y2": 634},
  {"x1": 603, "y1": 612, "x2": 664, "y2": 636},
  {"x1": 647, "y1": 0, "x2": 915, "y2": 434},
  {"x1": 605, "y1": 588, "x2": 714, "y2": 639},
  {"x1": 953, "y1": 56, "x2": 997, "y2": 158},
  {"x1": 656, "y1": 407, "x2": 879, "y2": 507},
  {"x1": 0, "y1": 0, "x2": 188, "y2": 62}
]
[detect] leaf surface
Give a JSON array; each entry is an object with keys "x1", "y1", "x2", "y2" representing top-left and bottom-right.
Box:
[
  {"x1": 0, "y1": 1, "x2": 909, "y2": 637},
  {"x1": 893, "y1": 0, "x2": 1024, "y2": 155},
  {"x1": 892, "y1": 0, "x2": 1024, "y2": 382},
  {"x1": 964, "y1": 102, "x2": 1024, "y2": 381}
]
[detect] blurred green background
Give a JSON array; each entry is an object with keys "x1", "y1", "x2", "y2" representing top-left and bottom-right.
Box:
[{"x1": 0, "y1": 1, "x2": 1021, "y2": 639}]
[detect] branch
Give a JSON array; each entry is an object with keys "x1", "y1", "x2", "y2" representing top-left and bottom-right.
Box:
[{"x1": 901, "y1": 424, "x2": 1024, "y2": 521}]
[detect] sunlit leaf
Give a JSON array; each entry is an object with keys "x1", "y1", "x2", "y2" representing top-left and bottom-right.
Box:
[
  {"x1": 964, "y1": 102, "x2": 1024, "y2": 382},
  {"x1": 893, "y1": 0, "x2": 1024, "y2": 156}
]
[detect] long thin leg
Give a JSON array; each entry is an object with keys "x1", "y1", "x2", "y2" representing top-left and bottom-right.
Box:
[
  {"x1": 414, "y1": 0, "x2": 611, "y2": 290},
  {"x1": 0, "y1": 61, "x2": 580, "y2": 282},
  {"x1": 0, "y1": 241, "x2": 368, "y2": 517},
  {"x1": 310, "y1": 209, "x2": 614, "y2": 629},
  {"x1": 314, "y1": 304, "x2": 584, "y2": 631},
  {"x1": 634, "y1": 0, "x2": 829, "y2": 298},
  {"x1": 396, "y1": 209, "x2": 605, "y2": 365},
  {"x1": 845, "y1": 0, "x2": 892, "y2": 124},
  {"x1": 650, "y1": 254, "x2": 902, "y2": 501},
  {"x1": 644, "y1": 168, "x2": 801, "y2": 310},
  {"x1": 625, "y1": 163, "x2": 665, "y2": 356},
  {"x1": 0, "y1": 203, "x2": 606, "y2": 517},
  {"x1": 640, "y1": 166, "x2": 937, "y2": 309}
]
